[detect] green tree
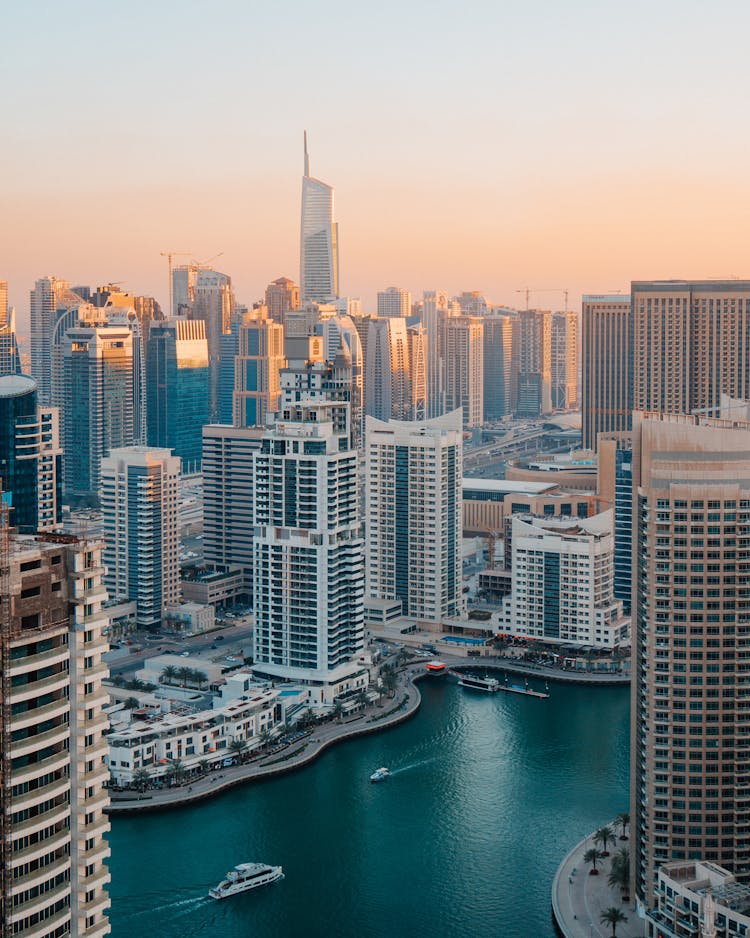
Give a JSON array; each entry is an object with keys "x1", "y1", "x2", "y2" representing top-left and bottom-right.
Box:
[
  {"x1": 198, "y1": 759, "x2": 209, "y2": 775},
  {"x1": 355, "y1": 690, "x2": 369, "y2": 710},
  {"x1": 160, "y1": 665, "x2": 179, "y2": 685},
  {"x1": 259, "y1": 729, "x2": 272, "y2": 750},
  {"x1": 132, "y1": 768, "x2": 151, "y2": 792},
  {"x1": 600, "y1": 907, "x2": 627, "y2": 937},
  {"x1": 229, "y1": 738, "x2": 247, "y2": 763},
  {"x1": 177, "y1": 666, "x2": 192, "y2": 688},
  {"x1": 615, "y1": 811, "x2": 630, "y2": 840},
  {"x1": 381, "y1": 669, "x2": 398, "y2": 697},
  {"x1": 112, "y1": 674, "x2": 126, "y2": 688},
  {"x1": 165, "y1": 759, "x2": 184, "y2": 785},
  {"x1": 123, "y1": 697, "x2": 139, "y2": 710},
  {"x1": 595, "y1": 825, "x2": 615, "y2": 857},
  {"x1": 583, "y1": 847, "x2": 604, "y2": 875},
  {"x1": 193, "y1": 669, "x2": 208, "y2": 689},
  {"x1": 608, "y1": 848, "x2": 630, "y2": 899},
  {"x1": 332, "y1": 701, "x2": 344, "y2": 723}
]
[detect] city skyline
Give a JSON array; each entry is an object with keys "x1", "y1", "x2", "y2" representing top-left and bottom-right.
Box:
[{"x1": 4, "y1": 2, "x2": 750, "y2": 324}]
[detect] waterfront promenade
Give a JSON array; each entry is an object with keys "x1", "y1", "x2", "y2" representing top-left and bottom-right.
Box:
[
  {"x1": 107, "y1": 666, "x2": 425, "y2": 814},
  {"x1": 552, "y1": 826, "x2": 640, "y2": 938}
]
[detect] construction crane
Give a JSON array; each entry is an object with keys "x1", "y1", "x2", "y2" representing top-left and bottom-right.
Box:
[
  {"x1": 191, "y1": 252, "x2": 224, "y2": 270},
  {"x1": 515, "y1": 288, "x2": 569, "y2": 311},
  {"x1": 160, "y1": 251, "x2": 193, "y2": 316}
]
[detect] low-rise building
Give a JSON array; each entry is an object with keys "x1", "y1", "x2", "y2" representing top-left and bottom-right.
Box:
[
  {"x1": 163, "y1": 601, "x2": 215, "y2": 636},
  {"x1": 107, "y1": 688, "x2": 282, "y2": 785},
  {"x1": 181, "y1": 563, "x2": 246, "y2": 607},
  {"x1": 645, "y1": 860, "x2": 750, "y2": 938}
]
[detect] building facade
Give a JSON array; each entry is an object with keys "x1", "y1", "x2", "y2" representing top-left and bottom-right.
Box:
[
  {"x1": 377, "y1": 287, "x2": 411, "y2": 319},
  {"x1": 516, "y1": 309, "x2": 552, "y2": 417},
  {"x1": 30, "y1": 277, "x2": 84, "y2": 405},
  {"x1": 483, "y1": 314, "x2": 516, "y2": 420},
  {"x1": 232, "y1": 309, "x2": 285, "y2": 428},
  {"x1": 365, "y1": 318, "x2": 413, "y2": 421},
  {"x1": 252, "y1": 401, "x2": 366, "y2": 701},
  {"x1": 631, "y1": 411, "x2": 750, "y2": 909},
  {"x1": 551, "y1": 310, "x2": 578, "y2": 410},
  {"x1": 442, "y1": 315, "x2": 484, "y2": 428},
  {"x1": 265, "y1": 277, "x2": 300, "y2": 325},
  {"x1": 366, "y1": 410, "x2": 464, "y2": 623},
  {"x1": 146, "y1": 318, "x2": 209, "y2": 472},
  {"x1": 581, "y1": 294, "x2": 632, "y2": 450},
  {"x1": 300, "y1": 135, "x2": 339, "y2": 303},
  {"x1": 1, "y1": 531, "x2": 111, "y2": 937},
  {"x1": 101, "y1": 447, "x2": 180, "y2": 630}
]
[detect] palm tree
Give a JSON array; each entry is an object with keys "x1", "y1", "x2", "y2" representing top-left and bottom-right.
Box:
[
  {"x1": 229, "y1": 738, "x2": 247, "y2": 763},
  {"x1": 198, "y1": 759, "x2": 209, "y2": 775},
  {"x1": 165, "y1": 759, "x2": 184, "y2": 786},
  {"x1": 608, "y1": 847, "x2": 630, "y2": 901},
  {"x1": 160, "y1": 665, "x2": 179, "y2": 686},
  {"x1": 123, "y1": 697, "x2": 139, "y2": 710},
  {"x1": 112, "y1": 674, "x2": 126, "y2": 688},
  {"x1": 600, "y1": 907, "x2": 627, "y2": 937},
  {"x1": 332, "y1": 701, "x2": 344, "y2": 723},
  {"x1": 259, "y1": 729, "x2": 272, "y2": 750},
  {"x1": 177, "y1": 666, "x2": 192, "y2": 688},
  {"x1": 583, "y1": 847, "x2": 604, "y2": 875},
  {"x1": 595, "y1": 825, "x2": 615, "y2": 857},
  {"x1": 615, "y1": 811, "x2": 630, "y2": 840},
  {"x1": 133, "y1": 768, "x2": 151, "y2": 792},
  {"x1": 355, "y1": 690, "x2": 369, "y2": 710},
  {"x1": 193, "y1": 670, "x2": 208, "y2": 689},
  {"x1": 381, "y1": 669, "x2": 398, "y2": 697}
]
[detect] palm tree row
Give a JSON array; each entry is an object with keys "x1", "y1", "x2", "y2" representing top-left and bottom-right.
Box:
[{"x1": 160, "y1": 665, "x2": 209, "y2": 689}]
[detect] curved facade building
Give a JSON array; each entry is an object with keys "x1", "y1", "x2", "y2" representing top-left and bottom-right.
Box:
[{"x1": 300, "y1": 134, "x2": 339, "y2": 303}]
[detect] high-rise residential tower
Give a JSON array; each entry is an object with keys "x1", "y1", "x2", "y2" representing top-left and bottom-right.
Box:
[
  {"x1": 233, "y1": 309, "x2": 285, "y2": 428},
  {"x1": 101, "y1": 446, "x2": 180, "y2": 630},
  {"x1": 146, "y1": 318, "x2": 209, "y2": 472},
  {"x1": 483, "y1": 314, "x2": 516, "y2": 420},
  {"x1": 365, "y1": 318, "x2": 413, "y2": 422},
  {"x1": 442, "y1": 315, "x2": 484, "y2": 428},
  {"x1": 265, "y1": 277, "x2": 300, "y2": 326},
  {"x1": 377, "y1": 287, "x2": 411, "y2": 319},
  {"x1": 516, "y1": 309, "x2": 552, "y2": 417},
  {"x1": 61, "y1": 321, "x2": 135, "y2": 501},
  {"x1": 422, "y1": 290, "x2": 452, "y2": 419},
  {"x1": 1, "y1": 529, "x2": 111, "y2": 937},
  {"x1": 631, "y1": 411, "x2": 750, "y2": 908},
  {"x1": 581, "y1": 294, "x2": 632, "y2": 450},
  {"x1": 0, "y1": 279, "x2": 7, "y2": 326},
  {"x1": 30, "y1": 277, "x2": 84, "y2": 405},
  {"x1": 300, "y1": 133, "x2": 339, "y2": 303},
  {"x1": 366, "y1": 410, "x2": 464, "y2": 624},
  {"x1": 252, "y1": 400, "x2": 367, "y2": 703},
  {"x1": 0, "y1": 375, "x2": 62, "y2": 532},
  {"x1": 551, "y1": 310, "x2": 578, "y2": 410},
  {"x1": 407, "y1": 323, "x2": 428, "y2": 422}
]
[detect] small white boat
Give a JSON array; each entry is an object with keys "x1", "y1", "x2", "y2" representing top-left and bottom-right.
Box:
[
  {"x1": 370, "y1": 767, "x2": 391, "y2": 783},
  {"x1": 457, "y1": 674, "x2": 500, "y2": 693},
  {"x1": 209, "y1": 863, "x2": 284, "y2": 899}
]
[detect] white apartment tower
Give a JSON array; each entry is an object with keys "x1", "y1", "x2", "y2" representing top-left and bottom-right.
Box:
[
  {"x1": 252, "y1": 400, "x2": 367, "y2": 703},
  {"x1": 366, "y1": 410, "x2": 464, "y2": 624},
  {"x1": 365, "y1": 318, "x2": 413, "y2": 421},
  {"x1": 377, "y1": 287, "x2": 411, "y2": 319},
  {"x1": 100, "y1": 447, "x2": 180, "y2": 630},
  {"x1": 442, "y1": 315, "x2": 484, "y2": 428},
  {"x1": 300, "y1": 133, "x2": 339, "y2": 303},
  {"x1": 30, "y1": 277, "x2": 84, "y2": 405},
  {"x1": 1, "y1": 531, "x2": 111, "y2": 937},
  {"x1": 500, "y1": 511, "x2": 629, "y2": 648}
]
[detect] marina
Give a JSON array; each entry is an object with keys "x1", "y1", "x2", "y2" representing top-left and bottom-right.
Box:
[{"x1": 453, "y1": 670, "x2": 550, "y2": 699}]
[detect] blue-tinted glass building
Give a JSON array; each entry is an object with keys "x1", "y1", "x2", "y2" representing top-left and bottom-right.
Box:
[{"x1": 146, "y1": 319, "x2": 209, "y2": 472}]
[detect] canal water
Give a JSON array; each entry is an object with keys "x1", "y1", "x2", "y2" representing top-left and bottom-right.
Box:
[{"x1": 107, "y1": 679, "x2": 629, "y2": 938}]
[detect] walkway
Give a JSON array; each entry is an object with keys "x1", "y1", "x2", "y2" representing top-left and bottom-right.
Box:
[
  {"x1": 107, "y1": 667, "x2": 425, "y2": 814},
  {"x1": 467, "y1": 655, "x2": 630, "y2": 686},
  {"x1": 552, "y1": 825, "x2": 641, "y2": 938}
]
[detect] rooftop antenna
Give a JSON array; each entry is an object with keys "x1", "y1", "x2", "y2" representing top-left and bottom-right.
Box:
[{"x1": 304, "y1": 130, "x2": 309, "y2": 177}]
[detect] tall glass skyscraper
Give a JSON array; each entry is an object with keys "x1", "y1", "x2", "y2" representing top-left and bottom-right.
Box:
[
  {"x1": 146, "y1": 319, "x2": 209, "y2": 471},
  {"x1": 300, "y1": 133, "x2": 339, "y2": 303}
]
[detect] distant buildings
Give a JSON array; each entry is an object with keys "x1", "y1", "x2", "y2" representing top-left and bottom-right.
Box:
[
  {"x1": 2, "y1": 530, "x2": 111, "y2": 937},
  {"x1": 551, "y1": 310, "x2": 578, "y2": 410},
  {"x1": 377, "y1": 286, "x2": 411, "y2": 319},
  {"x1": 365, "y1": 318, "x2": 413, "y2": 421},
  {"x1": 483, "y1": 314, "x2": 516, "y2": 420},
  {"x1": 581, "y1": 294, "x2": 632, "y2": 450},
  {"x1": 631, "y1": 411, "x2": 750, "y2": 907},
  {"x1": 146, "y1": 318, "x2": 209, "y2": 471},
  {"x1": 516, "y1": 309, "x2": 552, "y2": 417},
  {"x1": 0, "y1": 374, "x2": 61, "y2": 531},
  {"x1": 300, "y1": 133, "x2": 339, "y2": 303},
  {"x1": 366, "y1": 410, "x2": 464, "y2": 624},
  {"x1": 500, "y1": 511, "x2": 628, "y2": 648},
  {"x1": 442, "y1": 315, "x2": 484, "y2": 428},
  {"x1": 30, "y1": 276, "x2": 84, "y2": 404},
  {"x1": 101, "y1": 446, "x2": 180, "y2": 630},
  {"x1": 422, "y1": 289, "x2": 453, "y2": 418},
  {"x1": 265, "y1": 276, "x2": 300, "y2": 325},
  {"x1": 252, "y1": 400, "x2": 367, "y2": 703}
]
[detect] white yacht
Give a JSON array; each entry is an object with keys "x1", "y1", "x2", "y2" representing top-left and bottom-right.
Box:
[
  {"x1": 209, "y1": 863, "x2": 284, "y2": 899},
  {"x1": 370, "y1": 767, "x2": 391, "y2": 783},
  {"x1": 457, "y1": 674, "x2": 500, "y2": 693}
]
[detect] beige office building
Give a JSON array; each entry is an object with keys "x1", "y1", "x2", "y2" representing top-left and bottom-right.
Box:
[
  {"x1": 551, "y1": 310, "x2": 578, "y2": 410},
  {"x1": 1, "y1": 531, "x2": 111, "y2": 936},
  {"x1": 631, "y1": 411, "x2": 750, "y2": 909},
  {"x1": 264, "y1": 277, "x2": 300, "y2": 326}
]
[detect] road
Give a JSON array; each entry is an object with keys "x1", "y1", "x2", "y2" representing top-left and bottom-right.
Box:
[{"x1": 106, "y1": 621, "x2": 254, "y2": 675}]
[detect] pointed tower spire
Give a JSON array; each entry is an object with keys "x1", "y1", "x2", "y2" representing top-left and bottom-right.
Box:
[{"x1": 304, "y1": 130, "x2": 309, "y2": 177}]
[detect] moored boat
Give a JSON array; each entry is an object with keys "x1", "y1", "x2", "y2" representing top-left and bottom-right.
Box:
[{"x1": 457, "y1": 674, "x2": 500, "y2": 692}]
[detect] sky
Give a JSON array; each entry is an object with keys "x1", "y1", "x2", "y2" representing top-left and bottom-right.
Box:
[{"x1": 3, "y1": 0, "x2": 750, "y2": 330}]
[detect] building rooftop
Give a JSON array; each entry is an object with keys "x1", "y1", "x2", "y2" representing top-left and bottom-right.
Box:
[
  {"x1": 0, "y1": 374, "x2": 36, "y2": 397},
  {"x1": 462, "y1": 478, "x2": 557, "y2": 496}
]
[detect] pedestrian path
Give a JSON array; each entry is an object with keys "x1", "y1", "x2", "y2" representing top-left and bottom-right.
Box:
[{"x1": 552, "y1": 825, "x2": 642, "y2": 938}]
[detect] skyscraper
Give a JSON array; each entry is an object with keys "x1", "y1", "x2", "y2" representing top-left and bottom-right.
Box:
[
  {"x1": 632, "y1": 280, "x2": 750, "y2": 417},
  {"x1": 422, "y1": 289, "x2": 451, "y2": 418},
  {"x1": 101, "y1": 446, "x2": 180, "y2": 630},
  {"x1": 516, "y1": 309, "x2": 552, "y2": 417},
  {"x1": 30, "y1": 276, "x2": 84, "y2": 405},
  {"x1": 1, "y1": 529, "x2": 111, "y2": 937},
  {"x1": 442, "y1": 315, "x2": 484, "y2": 428},
  {"x1": 147, "y1": 318, "x2": 209, "y2": 471},
  {"x1": 365, "y1": 318, "x2": 413, "y2": 421},
  {"x1": 631, "y1": 411, "x2": 750, "y2": 908},
  {"x1": 317, "y1": 315, "x2": 364, "y2": 445},
  {"x1": 377, "y1": 287, "x2": 411, "y2": 319},
  {"x1": 233, "y1": 309, "x2": 285, "y2": 428},
  {"x1": 0, "y1": 279, "x2": 7, "y2": 326},
  {"x1": 407, "y1": 323, "x2": 428, "y2": 422},
  {"x1": 483, "y1": 314, "x2": 516, "y2": 420},
  {"x1": 0, "y1": 375, "x2": 62, "y2": 532},
  {"x1": 265, "y1": 276, "x2": 300, "y2": 326},
  {"x1": 300, "y1": 133, "x2": 339, "y2": 303},
  {"x1": 551, "y1": 310, "x2": 578, "y2": 410},
  {"x1": 252, "y1": 400, "x2": 367, "y2": 703},
  {"x1": 581, "y1": 294, "x2": 632, "y2": 450},
  {"x1": 366, "y1": 409, "x2": 464, "y2": 624},
  {"x1": 61, "y1": 321, "x2": 135, "y2": 501}
]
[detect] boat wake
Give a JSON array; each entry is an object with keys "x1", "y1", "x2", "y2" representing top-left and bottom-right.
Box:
[
  {"x1": 117, "y1": 894, "x2": 212, "y2": 919},
  {"x1": 389, "y1": 756, "x2": 438, "y2": 776}
]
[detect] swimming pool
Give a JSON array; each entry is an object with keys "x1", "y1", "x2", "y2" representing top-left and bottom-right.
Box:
[{"x1": 441, "y1": 635, "x2": 486, "y2": 646}]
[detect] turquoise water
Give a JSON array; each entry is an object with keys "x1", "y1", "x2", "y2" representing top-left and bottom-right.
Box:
[{"x1": 107, "y1": 679, "x2": 629, "y2": 938}]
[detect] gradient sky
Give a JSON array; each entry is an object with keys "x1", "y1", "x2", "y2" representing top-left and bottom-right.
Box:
[{"x1": 3, "y1": 0, "x2": 750, "y2": 329}]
